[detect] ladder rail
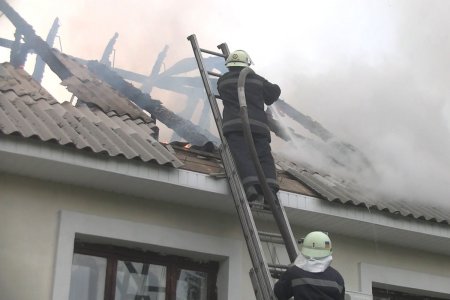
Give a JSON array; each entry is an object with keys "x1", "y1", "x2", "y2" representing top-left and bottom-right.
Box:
[
  {"x1": 187, "y1": 34, "x2": 275, "y2": 300},
  {"x1": 221, "y1": 145, "x2": 275, "y2": 299},
  {"x1": 237, "y1": 67, "x2": 299, "y2": 262}
]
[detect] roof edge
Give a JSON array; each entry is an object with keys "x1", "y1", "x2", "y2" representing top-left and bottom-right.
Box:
[{"x1": 0, "y1": 135, "x2": 448, "y2": 241}]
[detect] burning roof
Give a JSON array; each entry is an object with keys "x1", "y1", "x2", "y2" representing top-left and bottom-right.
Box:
[{"x1": 0, "y1": 0, "x2": 448, "y2": 225}]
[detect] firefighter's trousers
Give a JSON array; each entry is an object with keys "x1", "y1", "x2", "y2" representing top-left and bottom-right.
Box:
[{"x1": 225, "y1": 132, "x2": 279, "y2": 200}]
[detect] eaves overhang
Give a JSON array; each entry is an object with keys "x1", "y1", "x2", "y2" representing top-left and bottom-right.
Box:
[{"x1": 1, "y1": 135, "x2": 449, "y2": 256}]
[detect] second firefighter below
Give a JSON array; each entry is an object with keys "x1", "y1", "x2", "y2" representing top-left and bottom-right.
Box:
[{"x1": 217, "y1": 50, "x2": 281, "y2": 204}]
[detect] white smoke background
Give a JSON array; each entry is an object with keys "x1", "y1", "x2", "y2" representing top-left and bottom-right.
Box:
[
  {"x1": 1, "y1": 0, "x2": 449, "y2": 208},
  {"x1": 273, "y1": 1, "x2": 450, "y2": 208}
]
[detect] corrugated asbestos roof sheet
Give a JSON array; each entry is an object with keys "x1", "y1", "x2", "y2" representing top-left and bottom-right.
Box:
[
  {"x1": 275, "y1": 156, "x2": 450, "y2": 224},
  {"x1": 52, "y1": 49, "x2": 152, "y2": 122},
  {"x1": 0, "y1": 62, "x2": 183, "y2": 168},
  {"x1": 0, "y1": 56, "x2": 447, "y2": 224}
]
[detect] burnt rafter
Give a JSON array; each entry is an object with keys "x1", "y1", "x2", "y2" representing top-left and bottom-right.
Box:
[
  {"x1": 100, "y1": 32, "x2": 118, "y2": 67},
  {"x1": 0, "y1": 0, "x2": 71, "y2": 80},
  {"x1": 9, "y1": 29, "x2": 29, "y2": 68},
  {"x1": 271, "y1": 99, "x2": 373, "y2": 171},
  {"x1": 87, "y1": 61, "x2": 220, "y2": 146},
  {"x1": 32, "y1": 17, "x2": 60, "y2": 83},
  {"x1": 140, "y1": 44, "x2": 169, "y2": 94},
  {"x1": 0, "y1": 0, "x2": 371, "y2": 161},
  {"x1": 0, "y1": 2, "x2": 219, "y2": 146},
  {"x1": 0, "y1": 37, "x2": 14, "y2": 48},
  {"x1": 112, "y1": 56, "x2": 224, "y2": 96},
  {"x1": 273, "y1": 99, "x2": 333, "y2": 141}
]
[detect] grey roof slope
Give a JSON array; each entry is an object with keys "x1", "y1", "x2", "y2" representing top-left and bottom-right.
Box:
[
  {"x1": 0, "y1": 62, "x2": 183, "y2": 168},
  {"x1": 275, "y1": 156, "x2": 450, "y2": 224},
  {"x1": 1, "y1": 59, "x2": 447, "y2": 225},
  {"x1": 1, "y1": 61, "x2": 448, "y2": 225},
  {"x1": 53, "y1": 49, "x2": 153, "y2": 123}
]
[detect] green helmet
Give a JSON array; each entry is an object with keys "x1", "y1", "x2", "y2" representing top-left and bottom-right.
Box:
[
  {"x1": 301, "y1": 231, "x2": 333, "y2": 259},
  {"x1": 225, "y1": 50, "x2": 253, "y2": 67}
]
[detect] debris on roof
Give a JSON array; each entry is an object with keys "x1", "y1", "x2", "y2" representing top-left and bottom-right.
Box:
[
  {"x1": 274, "y1": 154, "x2": 450, "y2": 224},
  {"x1": 86, "y1": 60, "x2": 219, "y2": 146}
]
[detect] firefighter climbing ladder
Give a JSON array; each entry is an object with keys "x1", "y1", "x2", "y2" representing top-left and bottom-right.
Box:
[{"x1": 188, "y1": 34, "x2": 299, "y2": 300}]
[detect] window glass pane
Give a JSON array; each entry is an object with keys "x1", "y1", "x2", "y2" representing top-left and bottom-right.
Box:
[
  {"x1": 176, "y1": 270, "x2": 208, "y2": 300},
  {"x1": 115, "y1": 260, "x2": 166, "y2": 300},
  {"x1": 69, "y1": 254, "x2": 107, "y2": 300}
]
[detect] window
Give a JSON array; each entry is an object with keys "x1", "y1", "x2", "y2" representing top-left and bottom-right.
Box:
[
  {"x1": 359, "y1": 262, "x2": 450, "y2": 297},
  {"x1": 373, "y1": 287, "x2": 449, "y2": 300},
  {"x1": 115, "y1": 260, "x2": 167, "y2": 300},
  {"x1": 70, "y1": 254, "x2": 107, "y2": 300},
  {"x1": 69, "y1": 241, "x2": 218, "y2": 300}
]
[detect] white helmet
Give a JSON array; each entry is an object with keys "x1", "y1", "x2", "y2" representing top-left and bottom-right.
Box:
[
  {"x1": 225, "y1": 50, "x2": 253, "y2": 67},
  {"x1": 301, "y1": 231, "x2": 332, "y2": 259}
]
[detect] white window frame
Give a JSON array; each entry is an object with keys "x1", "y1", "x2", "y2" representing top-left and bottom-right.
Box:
[
  {"x1": 52, "y1": 210, "x2": 243, "y2": 300},
  {"x1": 359, "y1": 262, "x2": 450, "y2": 298}
]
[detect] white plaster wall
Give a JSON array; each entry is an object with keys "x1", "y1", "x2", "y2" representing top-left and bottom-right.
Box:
[
  {"x1": 0, "y1": 173, "x2": 254, "y2": 300},
  {"x1": 360, "y1": 263, "x2": 450, "y2": 297},
  {"x1": 1, "y1": 172, "x2": 450, "y2": 300},
  {"x1": 330, "y1": 231, "x2": 450, "y2": 293}
]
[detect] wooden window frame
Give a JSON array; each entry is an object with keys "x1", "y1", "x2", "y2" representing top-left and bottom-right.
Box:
[{"x1": 73, "y1": 241, "x2": 218, "y2": 300}]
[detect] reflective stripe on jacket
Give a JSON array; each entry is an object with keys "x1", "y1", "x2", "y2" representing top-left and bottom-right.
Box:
[
  {"x1": 274, "y1": 265, "x2": 345, "y2": 300},
  {"x1": 217, "y1": 68, "x2": 281, "y2": 135}
]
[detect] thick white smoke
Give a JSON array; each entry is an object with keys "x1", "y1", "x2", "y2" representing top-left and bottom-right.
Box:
[{"x1": 271, "y1": 1, "x2": 450, "y2": 208}]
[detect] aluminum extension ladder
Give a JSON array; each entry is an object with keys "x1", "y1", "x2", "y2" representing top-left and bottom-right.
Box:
[{"x1": 187, "y1": 34, "x2": 299, "y2": 300}]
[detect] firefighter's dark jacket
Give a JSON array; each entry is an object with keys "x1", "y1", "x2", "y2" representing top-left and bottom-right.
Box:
[
  {"x1": 217, "y1": 67, "x2": 281, "y2": 135},
  {"x1": 274, "y1": 265, "x2": 345, "y2": 300}
]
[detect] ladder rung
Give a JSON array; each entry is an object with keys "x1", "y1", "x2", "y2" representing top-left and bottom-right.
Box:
[
  {"x1": 258, "y1": 231, "x2": 287, "y2": 244},
  {"x1": 258, "y1": 231, "x2": 282, "y2": 238},
  {"x1": 258, "y1": 230, "x2": 302, "y2": 244},
  {"x1": 258, "y1": 231, "x2": 303, "y2": 245},
  {"x1": 260, "y1": 236, "x2": 285, "y2": 244},
  {"x1": 200, "y1": 48, "x2": 227, "y2": 58},
  {"x1": 269, "y1": 271, "x2": 283, "y2": 279},
  {"x1": 209, "y1": 172, "x2": 227, "y2": 178},
  {"x1": 268, "y1": 263, "x2": 288, "y2": 269},
  {"x1": 268, "y1": 264, "x2": 289, "y2": 279},
  {"x1": 250, "y1": 205, "x2": 272, "y2": 214},
  {"x1": 207, "y1": 70, "x2": 222, "y2": 77}
]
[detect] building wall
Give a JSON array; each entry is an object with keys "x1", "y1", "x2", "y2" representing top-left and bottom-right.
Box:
[
  {"x1": 0, "y1": 172, "x2": 251, "y2": 300},
  {"x1": 331, "y1": 232, "x2": 450, "y2": 292},
  {"x1": 1, "y1": 172, "x2": 450, "y2": 300}
]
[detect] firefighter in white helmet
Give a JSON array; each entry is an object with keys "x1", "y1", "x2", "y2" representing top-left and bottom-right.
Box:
[
  {"x1": 274, "y1": 231, "x2": 345, "y2": 300},
  {"x1": 217, "y1": 50, "x2": 281, "y2": 204},
  {"x1": 224, "y1": 49, "x2": 253, "y2": 67}
]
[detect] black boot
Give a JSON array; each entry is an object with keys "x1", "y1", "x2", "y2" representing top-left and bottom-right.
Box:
[{"x1": 246, "y1": 185, "x2": 264, "y2": 205}]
